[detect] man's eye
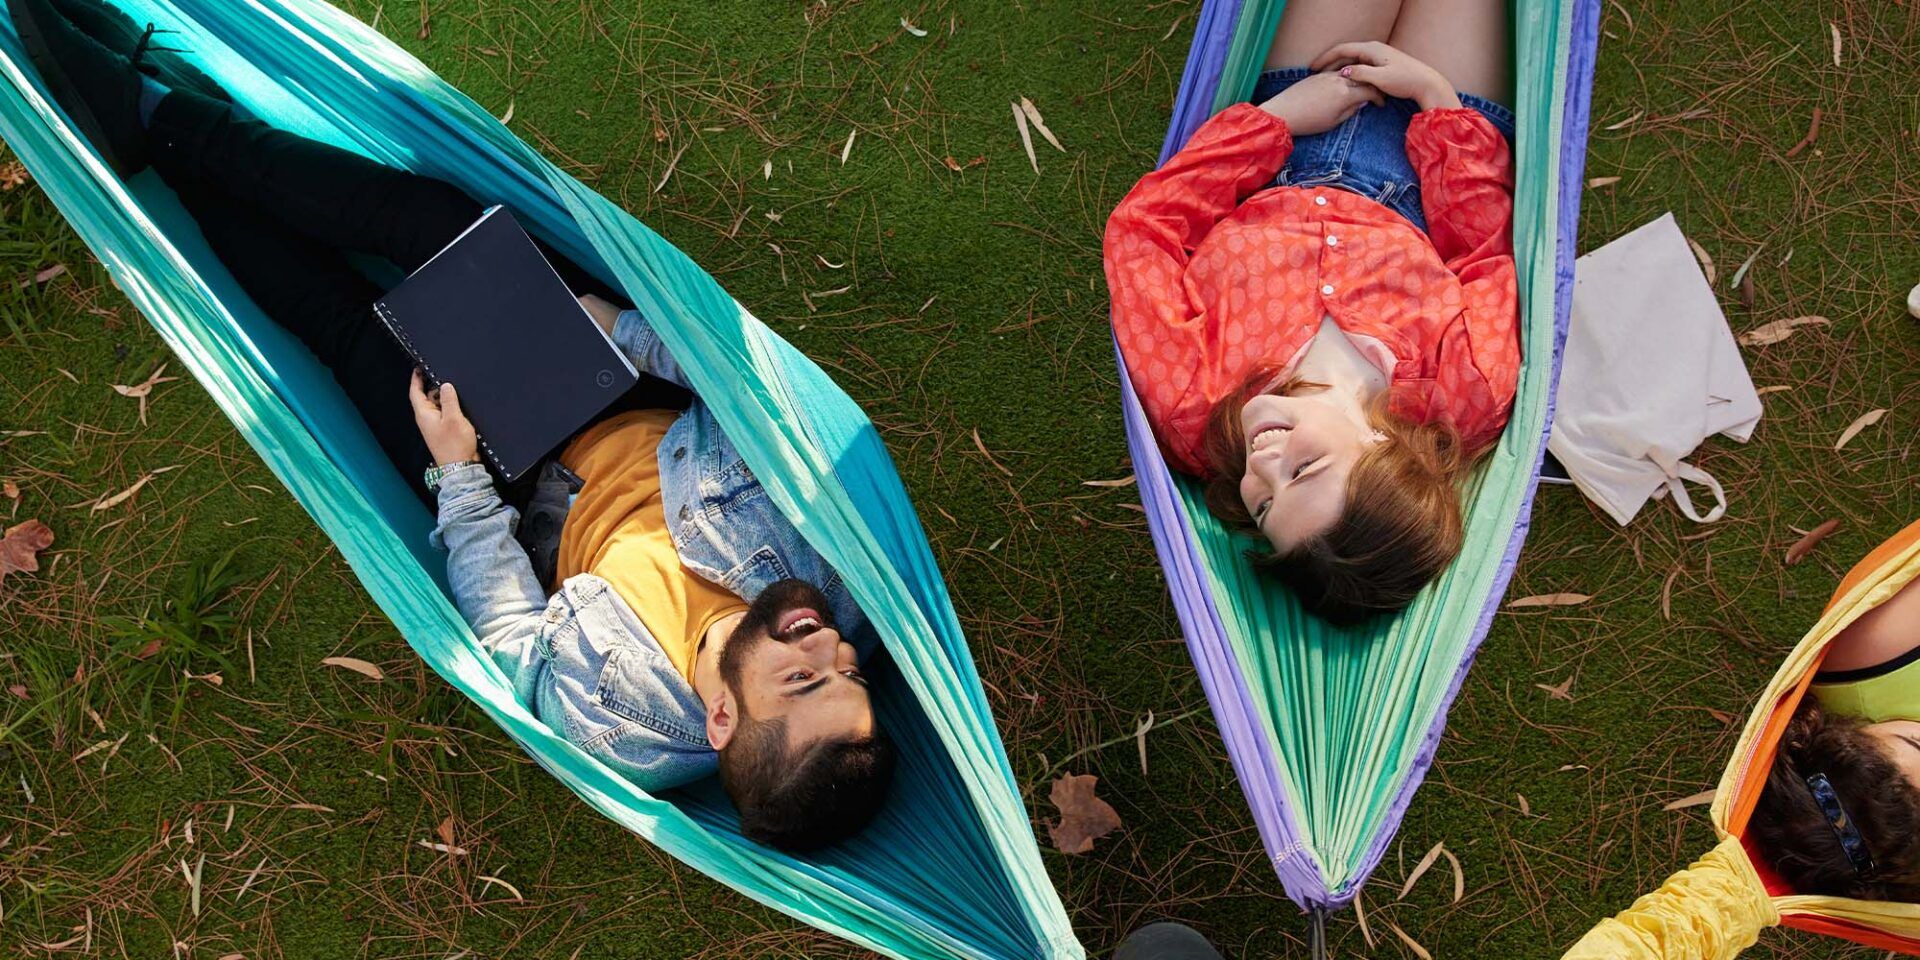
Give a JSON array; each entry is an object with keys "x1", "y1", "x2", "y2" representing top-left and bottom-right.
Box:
[
  {"x1": 844, "y1": 668, "x2": 867, "y2": 685},
  {"x1": 786, "y1": 671, "x2": 811, "y2": 683}
]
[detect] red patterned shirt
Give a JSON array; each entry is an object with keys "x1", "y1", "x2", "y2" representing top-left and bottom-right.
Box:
[{"x1": 1104, "y1": 103, "x2": 1520, "y2": 476}]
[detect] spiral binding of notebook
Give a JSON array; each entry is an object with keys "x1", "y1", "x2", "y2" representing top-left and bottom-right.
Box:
[{"x1": 372, "y1": 300, "x2": 507, "y2": 476}]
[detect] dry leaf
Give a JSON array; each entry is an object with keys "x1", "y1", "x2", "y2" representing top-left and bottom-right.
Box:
[
  {"x1": 1736, "y1": 315, "x2": 1828, "y2": 346},
  {"x1": 942, "y1": 155, "x2": 963, "y2": 172},
  {"x1": 133, "y1": 638, "x2": 164, "y2": 659},
  {"x1": 3, "y1": 480, "x2": 18, "y2": 501},
  {"x1": 1830, "y1": 21, "x2": 1842, "y2": 66},
  {"x1": 436, "y1": 815, "x2": 456, "y2": 848},
  {"x1": 1398, "y1": 842, "x2": 1446, "y2": 900},
  {"x1": 1602, "y1": 110, "x2": 1642, "y2": 131},
  {"x1": 1756, "y1": 385, "x2": 1792, "y2": 396},
  {"x1": 497, "y1": 100, "x2": 515, "y2": 125},
  {"x1": 1012, "y1": 101, "x2": 1038, "y2": 173},
  {"x1": 1586, "y1": 176, "x2": 1620, "y2": 189},
  {"x1": 1687, "y1": 237, "x2": 1716, "y2": 285},
  {"x1": 321, "y1": 656, "x2": 384, "y2": 680},
  {"x1": 839, "y1": 129, "x2": 856, "y2": 165},
  {"x1": 7, "y1": 683, "x2": 25, "y2": 698},
  {"x1": 1507, "y1": 592, "x2": 1592, "y2": 608},
  {"x1": 1664, "y1": 788, "x2": 1717, "y2": 811},
  {"x1": 899, "y1": 16, "x2": 927, "y2": 37},
  {"x1": 1740, "y1": 269, "x2": 1756, "y2": 309},
  {"x1": 1047, "y1": 773, "x2": 1121, "y2": 854},
  {"x1": 0, "y1": 161, "x2": 28, "y2": 191},
  {"x1": 91, "y1": 473, "x2": 154, "y2": 511},
  {"x1": 1018, "y1": 98, "x2": 1064, "y2": 152},
  {"x1": 477, "y1": 874, "x2": 524, "y2": 901},
  {"x1": 1388, "y1": 921, "x2": 1434, "y2": 960},
  {"x1": 1729, "y1": 246, "x2": 1763, "y2": 290},
  {"x1": 416, "y1": 839, "x2": 469, "y2": 856},
  {"x1": 1535, "y1": 676, "x2": 1575, "y2": 701},
  {"x1": 1785, "y1": 519, "x2": 1842, "y2": 565},
  {"x1": 111, "y1": 364, "x2": 179, "y2": 425},
  {"x1": 1517, "y1": 793, "x2": 1533, "y2": 816},
  {"x1": 1834, "y1": 409, "x2": 1886, "y2": 450},
  {"x1": 1441, "y1": 845, "x2": 1465, "y2": 902},
  {"x1": 1785, "y1": 106, "x2": 1822, "y2": 158},
  {"x1": 0, "y1": 519, "x2": 54, "y2": 584},
  {"x1": 1081, "y1": 475, "x2": 1136, "y2": 488}
]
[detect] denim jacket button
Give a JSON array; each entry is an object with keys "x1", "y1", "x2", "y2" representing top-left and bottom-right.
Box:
[
  {"x1": 678, "y1": 505, "x2": 691, "y2": 521},
  {"x1": 673, "y1": 446, "x2": 687, "y2": 461}
]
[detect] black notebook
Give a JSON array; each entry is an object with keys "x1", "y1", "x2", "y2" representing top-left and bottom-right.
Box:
[{"x1": 373, "y1": 207, "x2": 637, "y2": 482}]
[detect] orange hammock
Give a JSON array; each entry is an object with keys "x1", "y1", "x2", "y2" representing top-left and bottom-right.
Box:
[{"x1": 1564, "y1": 519, "x2": 1920, "y2": 959}]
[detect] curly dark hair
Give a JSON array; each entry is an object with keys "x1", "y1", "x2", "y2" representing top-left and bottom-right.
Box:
[
  {"x1": 1750, "y1": 702, "x2": 1920, "y2": 900},
  {"x1": 717, "y1": 714, "x2": 896, "y2": 853}
]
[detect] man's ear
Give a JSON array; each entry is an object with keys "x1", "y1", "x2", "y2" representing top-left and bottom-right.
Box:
[{"x1": 706, "y1": 688, "x2": 737, "y2": 750}]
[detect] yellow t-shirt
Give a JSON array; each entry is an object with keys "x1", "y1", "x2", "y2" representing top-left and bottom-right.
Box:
[{"x1": 555, "y1": 409, "x2": 747, "y2": 682}]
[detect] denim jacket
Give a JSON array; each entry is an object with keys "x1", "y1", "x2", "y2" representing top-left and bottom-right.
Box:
[{"x1": 430, "y1": 310, "x2": 873, "y2": 792}]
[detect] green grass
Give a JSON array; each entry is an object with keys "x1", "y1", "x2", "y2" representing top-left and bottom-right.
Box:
[{"x1": 3, "y1": 0, "x2": 1917, "y2": 957}]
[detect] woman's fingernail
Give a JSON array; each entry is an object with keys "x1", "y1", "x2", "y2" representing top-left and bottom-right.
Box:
[{"x1": 1339, "y1": 66, "x2": 1353, "y2": 78}]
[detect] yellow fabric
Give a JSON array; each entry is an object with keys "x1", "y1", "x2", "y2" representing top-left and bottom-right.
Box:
[
  {"x1": 1561, "y1": 835, "x2": 1777, "y2": 960},
  {"x1": 557, "y1": 409, "x2": 747, "y2": 682},
  {"x1": 1811, "y1": 655, "x2": 1920, "y2": 724},
  {"x1": 1566, "y1": 528, "x2": 1920, "y2": 958}
]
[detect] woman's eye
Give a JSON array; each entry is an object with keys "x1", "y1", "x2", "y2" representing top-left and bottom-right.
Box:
[
  {"x1": 786, "y1": 671, "x2": 811, "y2": 683},
  {"x1": 1254, "y1": 499, "x2": 1272, "y2": 523},
  {"x1": 844, "y1": 668, "x2": 867, "y2": 685},
  {"x1": 1292, "y1": 457, "x2": 1316, "y2": 480}
]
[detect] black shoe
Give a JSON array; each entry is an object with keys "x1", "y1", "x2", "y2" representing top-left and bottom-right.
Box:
[
  {"x1": 7, "y1": 0, "x2": 148, "y2": 175},
  {"x1": 48, "y1": 0, "x2": 229, "y2": 102}
]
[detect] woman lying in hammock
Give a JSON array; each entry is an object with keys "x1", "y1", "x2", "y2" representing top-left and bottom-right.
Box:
[
  {"x1": 1104, "y1": 0, "x2": 1517, "y2": 623},
  {"x1": 10, "y1": 0, "x2": 893, "y2": 851},
  {"x1": 1752, "y1": 533, "x2": 1920, "y2": 900}
]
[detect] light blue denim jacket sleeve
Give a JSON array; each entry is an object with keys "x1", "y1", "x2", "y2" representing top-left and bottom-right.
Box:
[{"x1": 427, "y1": 309, "x2": 871, "y2": 793}]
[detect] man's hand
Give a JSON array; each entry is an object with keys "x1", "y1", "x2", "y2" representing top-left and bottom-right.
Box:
[
  {"x1": 1310, "y1": 41, "x2": 1462, "y2": 112},
  {"x1": 409, "y1": 368, "x2": 479, "y2": 467},
  {"x1": 578, "y1": 293, "x2": 622, "y2": 336},
  {"x1": 1256, "y1": 71, "x2": 1386, "y2": 136}
]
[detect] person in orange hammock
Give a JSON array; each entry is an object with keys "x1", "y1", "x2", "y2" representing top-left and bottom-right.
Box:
[
  {"x1": 1104, "y1": 0, "x2": 1518, "y2": 623},
  {"x1": 1750, "y1": 523, "x2": 1920, "y2": 901}
]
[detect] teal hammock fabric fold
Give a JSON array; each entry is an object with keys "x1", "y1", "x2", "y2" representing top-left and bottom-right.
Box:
[
  {"x1": 1117, "y1": 0, "x2": 1599, "y2": 912},
  {"x1": 0, "y1": 2, "x2": 1081, "y2": 957}
]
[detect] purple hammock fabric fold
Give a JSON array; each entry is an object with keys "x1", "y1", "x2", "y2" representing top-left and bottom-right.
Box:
[{"x1": 1113, "y1": 0, "x2": 1601, "y2": 910}]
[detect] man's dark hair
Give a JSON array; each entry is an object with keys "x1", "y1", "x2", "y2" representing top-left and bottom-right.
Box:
[
  {"x1": 1751, "y1": 702, "x2": 1920, "y2": 900},
  {"x1": 717, "y1": 715, "x2": 896, "y2": 852}
]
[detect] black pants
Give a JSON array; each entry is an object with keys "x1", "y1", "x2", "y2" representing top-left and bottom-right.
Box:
[{"x1": 145, "y1": 89, "x2": 686, "y2": 506}]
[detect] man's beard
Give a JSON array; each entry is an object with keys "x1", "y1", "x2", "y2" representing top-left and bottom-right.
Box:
[{"x1": 717, "y1": 578, "x2": 835, "y2": 690}]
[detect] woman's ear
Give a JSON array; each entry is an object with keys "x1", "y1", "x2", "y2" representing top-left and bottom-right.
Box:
[{"x1": 706, "y1": 689, "x2": 738, "y2": 750}]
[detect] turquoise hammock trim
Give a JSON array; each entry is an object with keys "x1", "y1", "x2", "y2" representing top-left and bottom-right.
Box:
[
  {"x1": 1117, "y1": 0, "x2": 1597, "y2": 910},
  {"x1": 0, "y1": 1, "x2": 1081, "y2": 957}
]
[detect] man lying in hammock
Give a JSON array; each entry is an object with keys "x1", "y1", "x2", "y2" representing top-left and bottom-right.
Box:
[
  {"x1": 1751, "y1": 527, "x2": 1920, "y2": 900},
  {"x1": 1104, "y1": 0, "x2": 1518, "y2": 623},
  {"x1": 9, "y1": 0, "x2": 894, "y2": 852}
]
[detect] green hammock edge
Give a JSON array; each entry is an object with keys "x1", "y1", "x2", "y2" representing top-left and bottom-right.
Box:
[
  {"x1": 0, "y1": 0, "x2": 1081, "y2": 956},
  {"x1": 1174, "y1": 0, "x2": 1572, "y2": 894}
]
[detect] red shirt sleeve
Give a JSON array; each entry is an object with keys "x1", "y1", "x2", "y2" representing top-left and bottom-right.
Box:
[
  {"x1": 1103, "y1": 103, "x2": 1294, "y2": 473},
  {"x1": 1406, "y1": 109, "x2": 1520, "y2": 454}
]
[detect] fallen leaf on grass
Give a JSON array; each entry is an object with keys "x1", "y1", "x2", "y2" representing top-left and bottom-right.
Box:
[
  {"x1": 321, "y1": 656, "x2": 384, "y2": 680},
  {"x1": 1830, "y1": 21, "x2": 1842, "y2": 66},
  {"x1": 1081, "y1": 475, "x2": 1135, "y2": 488},
  {"x1": 0, "y1": 160, "x2": 28, "y2": 190},
  {"x1": 1785, "y1": 519, "x2": 1842, "y2": 565},
  {"x1": 1517, "y1": 793, "x2": 1533, "y2": 816},
  {"x1": 1756, "y1": 385, "x2": 1792, "y2": 396},
  {"x1": 1388, "y1": 921, "x2": 1434, "y2": 960},
  {"x1": 1664, "y1": 788, "x2": 1717, "y2": 811},
  {"x1": 1602, "y1": 110, "x2": 1642, "y2": 131},
  {"x1": 3, "y1": 480, "x2": 17, "y2": 501},
  {"x1": 1536, "y1": 676, "x2": 1575, "y2": 701},
  {"x1": 111, "y1": 364, "x2": 179, "y2": 425},
  {"x1": 1736, "y1": 315, "x2": 1828, "y2": 346},
  {"x1": 132, "y1": 639, "x2": 164, "y2": 660},
  {"x1": 1047, "y1": 773, "x2": 1121, "y2": 854},
  {"x1": 497, "y1": 100, "x2": 514, "y2": 125},
  {"x1": 1507, "y1": 592, "x2": 1591, "y2": 608},
  {"x1": 477, "y1": 874, "x2": 524, "y2": 901},
  {"x1": 436, "y1": 815, "x2": 456, "y2": 848},
  {"x1": 1398, "y1": 841, "x2": 1446, "y2": 900},
  {"x1": 91, "y1": 473, "x2": 154, "y2": 511},
  {"x1": 839, "y1": 129, "x2": 857, "y2": 165},
  {"x1": 7, "y1": 684, "x2": 25, "y2": 698},
  {"x1": 899, "y1": 16, "x2": 927, "y2": 37},
  {"x1": 1834, "y1": 409, "x2": 1886, "y2": 450},
  {"x1": 1012, "y1": 101, "x2": 1038, "y2": 173},
  {"x1": 0, "y1": 519, "x2": 55, "y2": 585},
  {"x1": 1785, "y1": 106, "x2": 1822, "y2": 158},
  {"x1": 1586, "y1": 176, "x2": 1620, "y2": 189},
  {"x1": 416, "y1": 839, "x2": 469, "y2": 856},
  {"x1": 1728, "y1": 246, "x2": 1763, "y2": 291},
  {"x1": 17, "y1": 263, "x2": 66, "y2": 289},
  {"x1": 1687, "y1": 237, "x2": 1716, "y2": 285},
  {"x1": 1018, "y1": 98, "x2": 1065, "y2": 152}
]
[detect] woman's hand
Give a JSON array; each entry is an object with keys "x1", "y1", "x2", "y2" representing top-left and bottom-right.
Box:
[
  {"x1": 1257, "y1": 71, "x2": 1387, "y2": 136},
  {"x1": 577, "y1": 293, "x2": 622, "y2": 336},
  {"x1": 409, "y1": 368, "x2": 479, "y2": 467},
  {"x1": 1311, "y1": 41, "x2": 1462, "y2": 112}
]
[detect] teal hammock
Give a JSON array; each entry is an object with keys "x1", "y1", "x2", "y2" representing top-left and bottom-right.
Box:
[
  {"x1": 0, "y1": 2, "x2": 1080, "y2": 957},
  {"x1": 1117, "y1": 0, "x2": 1597, "y2": 927}
]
